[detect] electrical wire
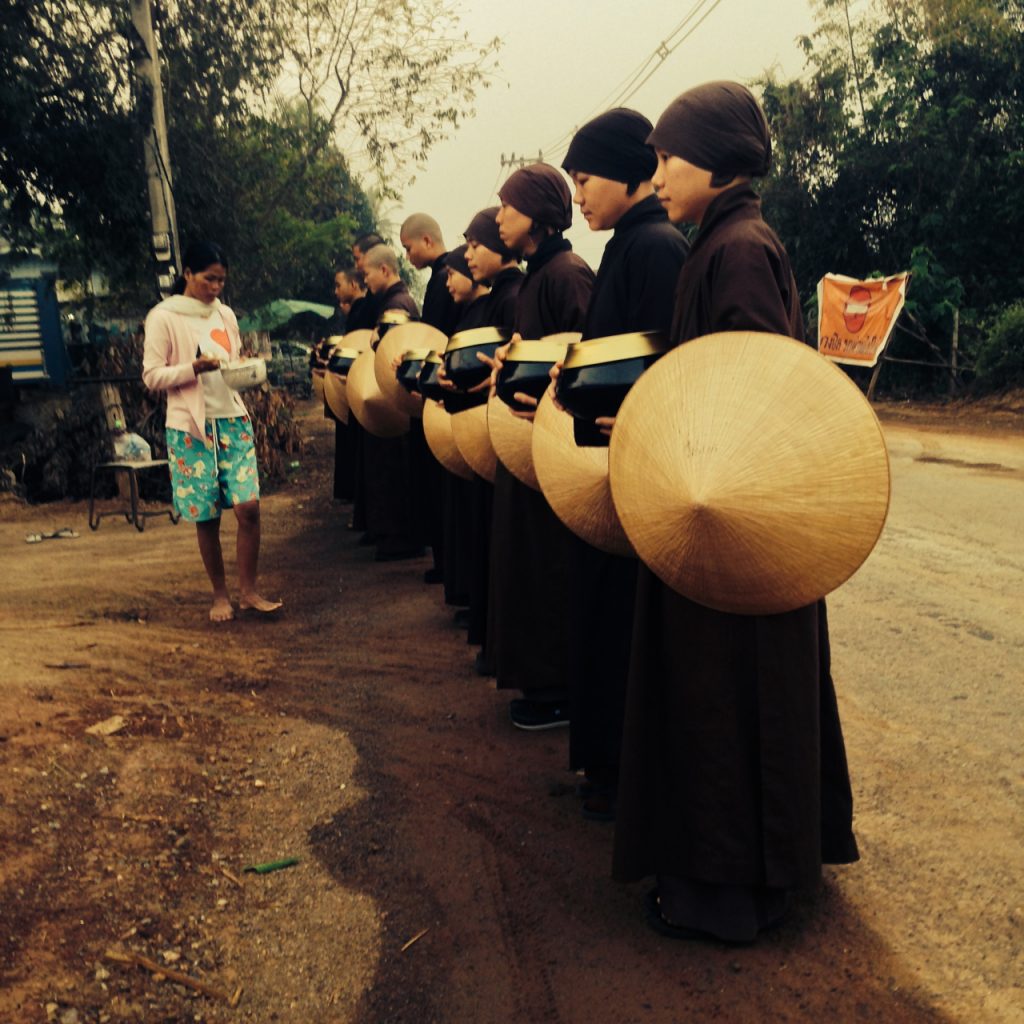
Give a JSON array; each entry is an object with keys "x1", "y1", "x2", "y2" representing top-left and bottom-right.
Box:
[{"x1": 532, "y1": 0, "x2": 729, "y2": 164}]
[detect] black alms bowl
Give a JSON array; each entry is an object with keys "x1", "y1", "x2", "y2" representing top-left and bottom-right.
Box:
[
  {"x1": 417, "y1": 353, "x2": 447, "y2": 402},
  {"x1": 327, "y1": 347, "x2": 359, "y2": 376},
  {"x1": 397, "y1": 348, "x2": 431, "y2": 394},
  {"x1": 495, "y1": 339, "x2": 570, "y2": 412},
  {"x1": 555, "y1": 331, "x2": 671, "y2": 422},
  {"x1": 443, "y1": 327, "x2": 510, "y2": 392}
]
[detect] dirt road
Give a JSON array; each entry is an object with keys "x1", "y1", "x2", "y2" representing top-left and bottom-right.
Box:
[{"x1": 1, "y1": 401, "x2": 1020, "y2": 1024}]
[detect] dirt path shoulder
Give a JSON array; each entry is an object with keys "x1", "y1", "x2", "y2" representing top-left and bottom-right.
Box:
[{"x1": 0, "y1": 401, "x2": 1020, "y2": 1024}]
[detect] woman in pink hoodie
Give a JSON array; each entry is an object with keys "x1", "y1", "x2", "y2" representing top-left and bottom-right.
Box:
[{"x1": 143, "y1": 241, "x2": 281, "y2": 622}]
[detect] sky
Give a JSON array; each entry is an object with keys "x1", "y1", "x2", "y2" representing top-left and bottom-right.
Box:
[{"x1": 386, "y1": 0, "x2": 820, "y2": 274}]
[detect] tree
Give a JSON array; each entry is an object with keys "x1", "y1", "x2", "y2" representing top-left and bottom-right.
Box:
[
  {"x1": 0, "y1": 0, "x2": 498, "y2": 306},
  {"x1": 758, "y1": 0, "x2": 1024, "y2": 393},
  {"x1": 281, "y1": 0, "x2": 500, "y2": 193}
]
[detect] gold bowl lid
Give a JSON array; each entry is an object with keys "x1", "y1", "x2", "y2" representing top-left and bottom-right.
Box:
[
  {"x1": 445, "y1": 326, "x2": 510, "y2": 354},
  {"x1": 505, "y1": 338, "x2": 572, "y2": 364},
  {"x1": 562, "y1": 330, "x2": 669, "y2": 370},
  {"x1": 329, "y1": 347, "x2": 361, "y2": 361},
  {"x1": 400, "y1": 348, "x2": 434, "y2": 363}
]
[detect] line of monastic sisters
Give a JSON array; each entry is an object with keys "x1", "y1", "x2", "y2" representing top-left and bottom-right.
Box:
[{"x1": 308, "y1": 85, "x2": 891, "y2": 942}]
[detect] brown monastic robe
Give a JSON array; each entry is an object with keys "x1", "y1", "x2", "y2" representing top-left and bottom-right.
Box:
[
  {"x1": 489, "y1": 236, "x2": 594, "y2": 697},
  {"x1": 612, "y1": 186, "x2": 859, "y2": 892}
]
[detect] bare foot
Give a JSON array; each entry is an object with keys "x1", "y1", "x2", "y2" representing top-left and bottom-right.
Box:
[
  {"x1": 239, "y1": 593, "x2": 283, "y2": 614},
  {"x1": 210, "y1": 596, "x2": 235, "y2": 622}
]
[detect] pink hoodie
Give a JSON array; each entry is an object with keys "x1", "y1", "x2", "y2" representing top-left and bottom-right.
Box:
[{"x1": 142, "y1": 296, "x2": 247, "y2": 439}]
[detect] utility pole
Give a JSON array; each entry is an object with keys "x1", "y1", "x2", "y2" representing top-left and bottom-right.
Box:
[
  {"x1": 128, "y1": 0, "x2": 180, "y2": 299},
  {"x1": 499, "y1": 150, "x2": 545, "y2": 172}
]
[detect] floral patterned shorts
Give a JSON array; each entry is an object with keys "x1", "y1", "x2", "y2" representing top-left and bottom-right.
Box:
[{"x1": 166, "y1": 416, "x2": 260, "y2": 522}]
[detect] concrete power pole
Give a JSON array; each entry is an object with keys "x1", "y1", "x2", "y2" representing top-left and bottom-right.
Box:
[{"x1": 128, "y1": 0, "x2": 180, "y2": 298}]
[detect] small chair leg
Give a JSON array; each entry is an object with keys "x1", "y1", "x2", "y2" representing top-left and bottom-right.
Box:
[
  {"x1": 129, "y1": 469, "x2": 144, "y2": 532},
  {"x1": 88, "y1": 465, "x2": 100, "y2": 530}
]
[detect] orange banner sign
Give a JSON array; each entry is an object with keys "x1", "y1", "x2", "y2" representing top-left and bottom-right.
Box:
[{"x1": 817, "y1": 272, "x2": 909, "y2": 367}]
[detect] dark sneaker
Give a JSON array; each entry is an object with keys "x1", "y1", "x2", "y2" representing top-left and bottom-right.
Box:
[
  {"x1": 423, "y1": 567, "x2": 444, "y2": 584},
  {"x1": 474, "y1": 651, "x2": 495, "y2": 677},
  {"x1": 509, "y1": 698, "x2": 570, "y2": 731},
  {"x1": 375, "y1": 543, "x2": 425, "y2": 562}
]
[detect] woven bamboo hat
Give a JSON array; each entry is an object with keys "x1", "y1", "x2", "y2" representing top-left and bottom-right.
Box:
[
  {"x1": 346, "y1": 348, "x2": 410, "y2": 438},
  {"x1": 374, "y1": 322, "x2": 446, "y2": 416},
  {"x1": 422, "y1": 399, "x2": 474, "y2": 480},
  {"x1": 608, "y1": 331, "x2": 891, "y2": 615},
  {"x1": 342, "y1": 329, "x2": 374, "y2": 353},
  {"x1": 323, "y1": 352, "x2": 360, "y2": 424},
  {"x1": 532, "y1": 391, "x2": 633, "y2": 556},
  {"x1": 487, "y1": 391, "x2": 539, "y2": 490},
  {"x1": 451, "y1": 403, "x2": 498, "y2": 482}
]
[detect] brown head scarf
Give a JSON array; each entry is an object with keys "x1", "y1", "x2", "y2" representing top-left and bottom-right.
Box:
[
  {"x1": 498, "y1": 163, "x2": 572, "y2": 232},
  {"x1": 648, "y1": 81, "x2": 771, "y2": 186},
  {"x1": 444, "y1": 244, "x2": 473, "y2": 280},
  {"x1": 463, "y1": 207, "x2": 519, "y2": 261}
]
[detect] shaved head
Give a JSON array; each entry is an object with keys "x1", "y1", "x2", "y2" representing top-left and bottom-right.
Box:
[
  {"x1": 362, "y1": 244, "x2": 399, "y2": 274},
  {"x1": 400, "y1": 213, "x2": 444, "y2": 246}
]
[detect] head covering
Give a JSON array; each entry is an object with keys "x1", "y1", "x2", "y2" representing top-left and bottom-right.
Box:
[
  {"x1": 562, "y1": 108, "x2": 657, "y2": 184},
  {"x1": 498, "y1": 163, "x2": 572, "y2": 232},
  {"x1": 648, "y1": 81, "x2": 772, "y2": 185},
  {"x1": 444, "y1": 244, "x2": 473, "y2": 280},
  {"x1": 464, "y1": 207, "x2": 519, "y2": 261}
]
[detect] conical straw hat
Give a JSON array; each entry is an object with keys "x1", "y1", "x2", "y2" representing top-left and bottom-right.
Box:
[
  {"x1": 312, "y1": 368, "x2": 325, "y2": 403},
  {"x1": 532, "y1": 392, "x2": 633, "y2": 556},
  {"x1": 608, "y1": 331, "x2": 891, "y2": 615},
  {"x1": 342, "y1": 328, "x2": 374, "y2": 353},
  {"x1": 423, "y1": 399, "x2": 474, "y2": 480},
  {"x1": 375, "y1": 322, "x2": 445, "y2": 416},
  {"x1": 323, "y1": 369, "x2": 351, "y2": 424},
  {"x1": 347, "y1": 348, "x2": 410, "y2": 438},
  {"x1": 487, "y1": 391, "x2": 539, "y2": 490},
  {"x1": 451, "y1": 403, "x2": 497, "y2": 482}
]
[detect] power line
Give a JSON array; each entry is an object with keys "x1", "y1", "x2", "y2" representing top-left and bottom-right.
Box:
[
  {"x1": 495, "y1": 0, "x2": 729, "y2": 185},
  {"x1": 484, "y1": 0, "x2": 728, "y2": 203}
]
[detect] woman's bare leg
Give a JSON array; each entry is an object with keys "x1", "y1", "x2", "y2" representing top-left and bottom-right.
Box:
[
  {"x1": 234, "y1": 501, "x2": 282, "y2": 612},
  {"x1": 196, "y1": 518, "x2": 234, "y2": 621}
]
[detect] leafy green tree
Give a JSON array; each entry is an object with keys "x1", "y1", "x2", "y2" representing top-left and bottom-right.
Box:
[
  {"x1": 282, "y1": 0, "x2": 500, "y2": 194},
  {"x1": 0, "y1": 0, "x2": 497, "y2": 307},
  {"x1": 758, "y1": 0, "x2": 1024, "y2": 393}
]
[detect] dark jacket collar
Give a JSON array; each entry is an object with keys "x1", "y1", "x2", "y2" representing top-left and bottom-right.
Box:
[
  {"x1": 489, "y1": 266, "x2": 524, "y2": 288},
  {"x1": 382, "y1": 280, "x2": 410, "y2": 299},
  {"x1": 525, "y1": 233, "x2": 572, "y2": 275},
  {"x1": 691, "y1": 185, "x2": 762, "y2": 252},
  {"x1": 609, "y1": 192, "x2": 670, "y2": 239}
]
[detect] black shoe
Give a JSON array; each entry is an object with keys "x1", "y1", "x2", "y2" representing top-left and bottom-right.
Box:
[
  {"x1": 358, "y1": 531, "x2": 381, "y2": 546},
  {"x1": 423, "y1": 567, "x2": 444, "y2": 584},
  {"x1": 453, "y1": 608, "x2": 470, "y2": 627},
  {"x1": 509, "y1": 698, "x2": 570, "y2": 731},
  {"x1": 474, "y1": 651, "x2": 495, "y2": 677},
  {"x1": 374, "y1": 543, "x2": 425, "y2": 562}
]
